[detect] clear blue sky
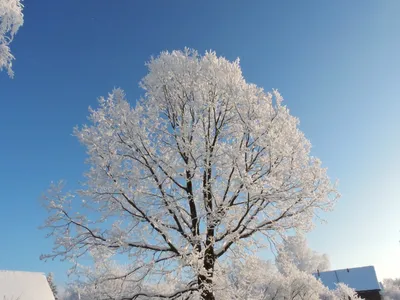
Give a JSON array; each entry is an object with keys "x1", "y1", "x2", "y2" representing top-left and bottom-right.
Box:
[{"x1": 1, "y1": 0, "x2": 400, "y2": 286}]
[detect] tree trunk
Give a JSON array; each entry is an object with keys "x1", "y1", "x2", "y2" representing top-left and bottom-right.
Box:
[
  {"x1": 198, "y1": 230, "x2": 216, "y2": 300},
  {"x1": 200, "y1": 287, "x2": 215, "y2": 300},
  {"x1": 198, "y1": 259, "x2": 215, "y2": 300},
  {"x1": 200, "y1": 117, "x2": 216, "y2": 300}
]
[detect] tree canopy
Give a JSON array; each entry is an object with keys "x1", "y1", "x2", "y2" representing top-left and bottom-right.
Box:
[{"x1": 42, "y1": 49, "x2": 338, "y2": 300}]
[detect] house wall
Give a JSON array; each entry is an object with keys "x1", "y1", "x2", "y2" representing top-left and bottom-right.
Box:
[{"x1": 357, "y1": 290, "x2": 382, "y2": 300}]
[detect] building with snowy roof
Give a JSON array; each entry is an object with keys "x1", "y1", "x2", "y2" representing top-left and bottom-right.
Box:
[
  {"x1": 314, "y1": 266, "x2": 382, "y2": 300},
  {"x1": 0, "y1": 270, "x2": 55, "y2": 300}
]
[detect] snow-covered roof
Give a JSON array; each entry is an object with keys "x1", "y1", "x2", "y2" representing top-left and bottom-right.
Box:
[
  {"x1": 314, "y1": 266, "x2": 381, "y2": 292},
  {"x1": 0, "y1": 270, "x2": 55, "y2": 300}
]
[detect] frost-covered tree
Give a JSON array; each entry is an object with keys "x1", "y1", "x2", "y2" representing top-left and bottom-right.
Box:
[
  {"x1": 60, "y1": 287, "x2": 81, "y2": 300},
  {"x1": 42, "y1": 49, "x2": 338, "y2": 300},
  {"x1": 63, "y1": 255, "x2": 361, "y2": 300},
  {"x1": 276, "y1": 234, "x2": 331, "y2": 274},
  {"x1": 382, "y1": 278, "x2": 400, "y2": 300},
  {"x1": 328, "y1": 283, "x2": 362, "y2": 300},
  {"x1": 47, "y1": 272, "x2": 59, "y2": 300},
  {"x1": 217, "y1": 255, "x2": 328, "y2": 300},
  {"x1": 218, "y1": 256, "x2": 362, "y2": 300},
  {"x1": 0, "y1": 0, "x2": 23, "y2": 77}
]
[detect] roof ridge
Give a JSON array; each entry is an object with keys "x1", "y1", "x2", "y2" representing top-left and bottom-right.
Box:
[{"x1": 0, "y1": 270, "x2": 46, "y2": 275}]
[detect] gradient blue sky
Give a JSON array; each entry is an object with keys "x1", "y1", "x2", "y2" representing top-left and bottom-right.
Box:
[{"x1": 1, "y1": 0, "x2": 400, "y2": 286}]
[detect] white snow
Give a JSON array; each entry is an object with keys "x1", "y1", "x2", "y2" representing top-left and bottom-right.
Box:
[
  {"x1": 315, "y1": 266, "x2": 381, "y2": 292},
  {"x1": 0, "y1": 270, "x2": 55, "y2": 300}
]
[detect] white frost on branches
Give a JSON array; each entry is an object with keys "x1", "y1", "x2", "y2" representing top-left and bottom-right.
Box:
[
  {"x1": 382, "y1": 278, "x2": 400, "y2": 300},
  {"x1": 42, "y1": 49, "x2": 338, "y2": 300},
  {"x1": 216, "y1": 256, "x2": 361, "y2": 300},
  {"x1": 276, "y1": 234, "x2": 331, "y2": 274},
  {"x1": 328, "y1": 283, "x2": 363, "y2": 300},
  {"x1": 63, "y1": 255, "x2": 361, "y2": 300},
  {"x1": 47, "y1": 272, "x2": 59, "y2": 300},
  {"x1": 217, "y1": 256, "x2": 328, "y2": 300},
  {"x1": 0, "y1": 0, "x2": 23, "y2": 77}
]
